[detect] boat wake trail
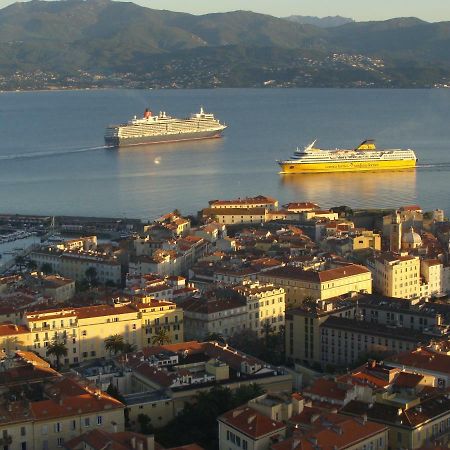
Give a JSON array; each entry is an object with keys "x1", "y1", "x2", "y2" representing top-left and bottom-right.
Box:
[
  {"x1": 417, "y1": 162, "x2": 450, "y2": 169},
  {"x1": 0, "y1": 145, "x2": 112, "y2": 161}
]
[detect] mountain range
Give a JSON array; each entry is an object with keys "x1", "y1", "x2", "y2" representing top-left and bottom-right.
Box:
[{"x1": 0, "y1": 0, "x2": 449, "y2": 89}]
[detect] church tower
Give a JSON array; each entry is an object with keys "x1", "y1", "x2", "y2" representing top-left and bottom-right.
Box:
[{"x1": 390, "y1": 210, "x2": 402, "y2": 253}]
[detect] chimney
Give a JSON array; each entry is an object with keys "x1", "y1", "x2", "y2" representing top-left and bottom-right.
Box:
[{"x1": 131, "y1": 437, "x2": 136, "y2": 449}]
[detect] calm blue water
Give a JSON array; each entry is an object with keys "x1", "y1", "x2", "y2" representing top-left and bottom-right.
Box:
[{"x1": 0, "y1": 88, "x2": 449, "y2": 219}]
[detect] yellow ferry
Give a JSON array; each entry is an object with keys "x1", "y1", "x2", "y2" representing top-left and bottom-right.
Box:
[{"x1": 278, "y1": 139, "x2": 417, "y2": 174}]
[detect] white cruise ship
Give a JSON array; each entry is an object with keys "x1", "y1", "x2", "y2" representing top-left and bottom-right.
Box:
[{"x1": 105, "y1": 107, "x2": 227, "y2": 147}]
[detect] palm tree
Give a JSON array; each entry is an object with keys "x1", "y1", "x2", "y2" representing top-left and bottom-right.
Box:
[
  {"x1": 122, "y1": 342, "x2": 137, "y2": 354},
  {"x1": 151, "y1": 328, "x2": 171, "y2": 346},
  {"x1": 104, "y1": 334, "x2": 125, "y2": 356},
  {"x1": 46, "y1": 340, "x2": 68, "y2": 371}
]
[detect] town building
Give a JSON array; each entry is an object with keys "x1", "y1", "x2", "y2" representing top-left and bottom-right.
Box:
[
  {"x1": 369, "y1": 252, "x2": 421, "y2": 299},
  {"x1": 30, "y1": 247, "x2": 122, "y2": 285},
  {"x1": 182, "y1": 295, "x2": 248, "y2": 341},
  {"x1": 0, "y1": 298, "x2": 183, "y2": 365},
  {"x1": 75, "y1": 342, "x2": 292, "y2": 429},
  {"x1": 342, "y1": 393, "x2": 450, "y2": 449},
  {"x1": 208, "y1": 196, "x2": 278, "y2": 211},
  {"x1": 285, "y1": 297, "x2": 356, "y2": 366},
  {"x1": 0, "y1": 351, "x2": 125, "y2": 450},
  {"x1": 234, "y1": 282, "x2": 285, "y2": 335},
  {"x1": 259, "y1": 264, "x2": 372, "y2": 308}
]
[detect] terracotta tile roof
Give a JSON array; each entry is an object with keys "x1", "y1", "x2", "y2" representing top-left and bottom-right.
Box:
[
  {"x1": 274, "y1": 412, "x2": 387, "y2": 450},
  {"x1": 0, "y1": 322, "x2": 29, "y2": 336},
  {"x1": 219, "y1": 406, "x2": 285, "y2": 438},
  {"x1": 388, "y1": 347, "x2": 450, "y2": 374},
  {"x1": 203, "y1": 207, "x2": 267, "y2": 216},
  {"x1": 262, "y1": 264, "x2": 370, "y2": 284},
  {"x1": 342, "y1": 395, "x2": 450, "y2": 428},
  {"x1": 65, "y1": 429, "x2": 153, "y2": 450},
  {"x1": 393, "y1": 371, "x2": 424, "y2": 388},
  {"x1": 303, "y1": 379, "x2": 352, "y2": 402},
  {"x1": 30, "y1": 377, "x2": 124, "y2": 421},
  {"x1": 167, "y1": 445, "x2": 204, "y2": 450},
  {"x1": 182, "y1": 296, "x2": 246, "y2": 315},
  {"x1": 210, "y1": 196, "x2": 277, "y2": 207}
]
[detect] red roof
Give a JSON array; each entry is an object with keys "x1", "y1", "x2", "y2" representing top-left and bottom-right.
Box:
[{"x1": 219, "y1": 406, "x2": 285, "y2": 438}]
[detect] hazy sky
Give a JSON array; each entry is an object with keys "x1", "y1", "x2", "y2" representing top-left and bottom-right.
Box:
[{"x1": 132, "y1": 0, "x2": 450, "y2": 22}]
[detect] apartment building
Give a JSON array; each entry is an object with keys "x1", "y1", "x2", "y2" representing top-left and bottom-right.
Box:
[
  {"x1": 285, "y1": 298, "x2": 356, "y2": 366},
  {"x1": 370, "y1": 252, "x2": 421, "y2": 299},
  {"x1": 183, "y1": 283, "x2": 285, "y2": 340},
  {"x1": 31, "y1": 248, "x2": 122, "y2": 285},
  {"x1": 0, "y1": 352, "x2": 124, "y2": 450},
  {"x1": 182, "y1": 295, "x2": 248, "y2": 340},
  {"x1": 319, "y1": 316, "x2": 434, "y2": 367},
  {"x1": 0, "y1": 298, "x2": 183, "y2": 365},
  {"x1": 209, "y1": 196, "x2": 278, "y2": 211},
  {"x1": 259, "y1": 264, "x2": 372, "y2": 308},
  {"x1": 234, "y1": 282, "x2": 285, "y2": 335},
  {"x1": 342, "y1": 393, "x2": 450, "y2": 449},
  {"x1": 219, "y1": 392, "x2": 387, "y2": 450}
]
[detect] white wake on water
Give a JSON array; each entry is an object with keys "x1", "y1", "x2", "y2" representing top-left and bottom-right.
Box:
[{"x1": 0, "y1": 145, "x2": 112, "y2": 161}]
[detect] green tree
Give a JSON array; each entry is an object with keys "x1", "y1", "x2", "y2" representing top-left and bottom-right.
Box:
[
  {"x1": 106, "y1": 383, "x2": 125, "y2": 403},
  {"x1": 104, "y1": 334, "x2": 124, "y2": 356},
  {"x1": 4, "y1": 336, "x2": 23, "y2": 359},
  {"x1": 46, "y1": 340, "x2": 68, "y2": 371},
  {"x1": 151, "y1": 328, "x2": 171, "y2": 346},
  {"x1": 233, "y1": 383, "x2": 265, "y2": 407},
  {"x1": 41, "y1": 263, "x2": 53, "y2": 275},
  {"x1": 85, "y1": 266, "x2": 98, "y2": 287},
  {"x1": 15, "y1": 255, "x2": 26, "y2": 271},
  {"x1": 137, "y1": 414, "x2": 154, "y2": 435},
  {"x1": 122, "y1": 342, "x2": 137, "y2": 354},
  {"x1": 27, "y1": 259, "x2": 37, "y2": 271}
]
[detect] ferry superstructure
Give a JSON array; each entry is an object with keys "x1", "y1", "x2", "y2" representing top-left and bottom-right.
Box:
[
  {"x1": 278, "y1": 140, "x2": 418, "y2": 174},
  {"x1": 105, "y1": 107, "x2": 227, "y2": 147}
]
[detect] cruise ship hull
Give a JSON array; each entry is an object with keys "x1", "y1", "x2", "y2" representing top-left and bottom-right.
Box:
[
  {"x1": 278, "y1": 159, "x2": 417, "y2": 174},
  {"x1": 105, "y1": 129, "x2": 224, "y2": 148}
]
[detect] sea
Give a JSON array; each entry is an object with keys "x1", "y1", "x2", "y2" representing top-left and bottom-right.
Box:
[{"x1": 0, "y1": 88, "x2": 449, "y2": 220}]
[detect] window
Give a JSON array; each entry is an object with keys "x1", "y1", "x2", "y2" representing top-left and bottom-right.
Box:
[
  {"x1": 54, "y1": 423, "x2": 62, "y2": 433},
  {"x1": 41, "y1": 426, "x2": 48, "y2": 435},
  {"x1": 42, "y1": 441, "x2": 49, "y2": 450},
  {"x1": 97, "y1": 416, "x2": 102, "y2": 425},
  {"x1": 243, "y1": 440, "x2": 248, "y2": 450},
  {"x1": 57, "y1": 437, "x2": 64, "y2": 447},
  {"x1": 84, "y1": 418, "x2": 90, "y2": 427},
  {"x1": 20, "y1": 427, "x2": 26, "y2": 436},
  {"x1": 21, "y1": 442, "x2": 27, "y2": 450},
  {"x1": 71, "y1": 420, "x2": 76, "y2": 431}
]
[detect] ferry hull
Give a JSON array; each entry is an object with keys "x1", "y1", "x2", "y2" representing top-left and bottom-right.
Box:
[
  {"x1": 278, "y1": 159, "x2": 417, "y2": 174},
  {"x1": 105, "y1": 129, "x2": 224, "y2": 148}
]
